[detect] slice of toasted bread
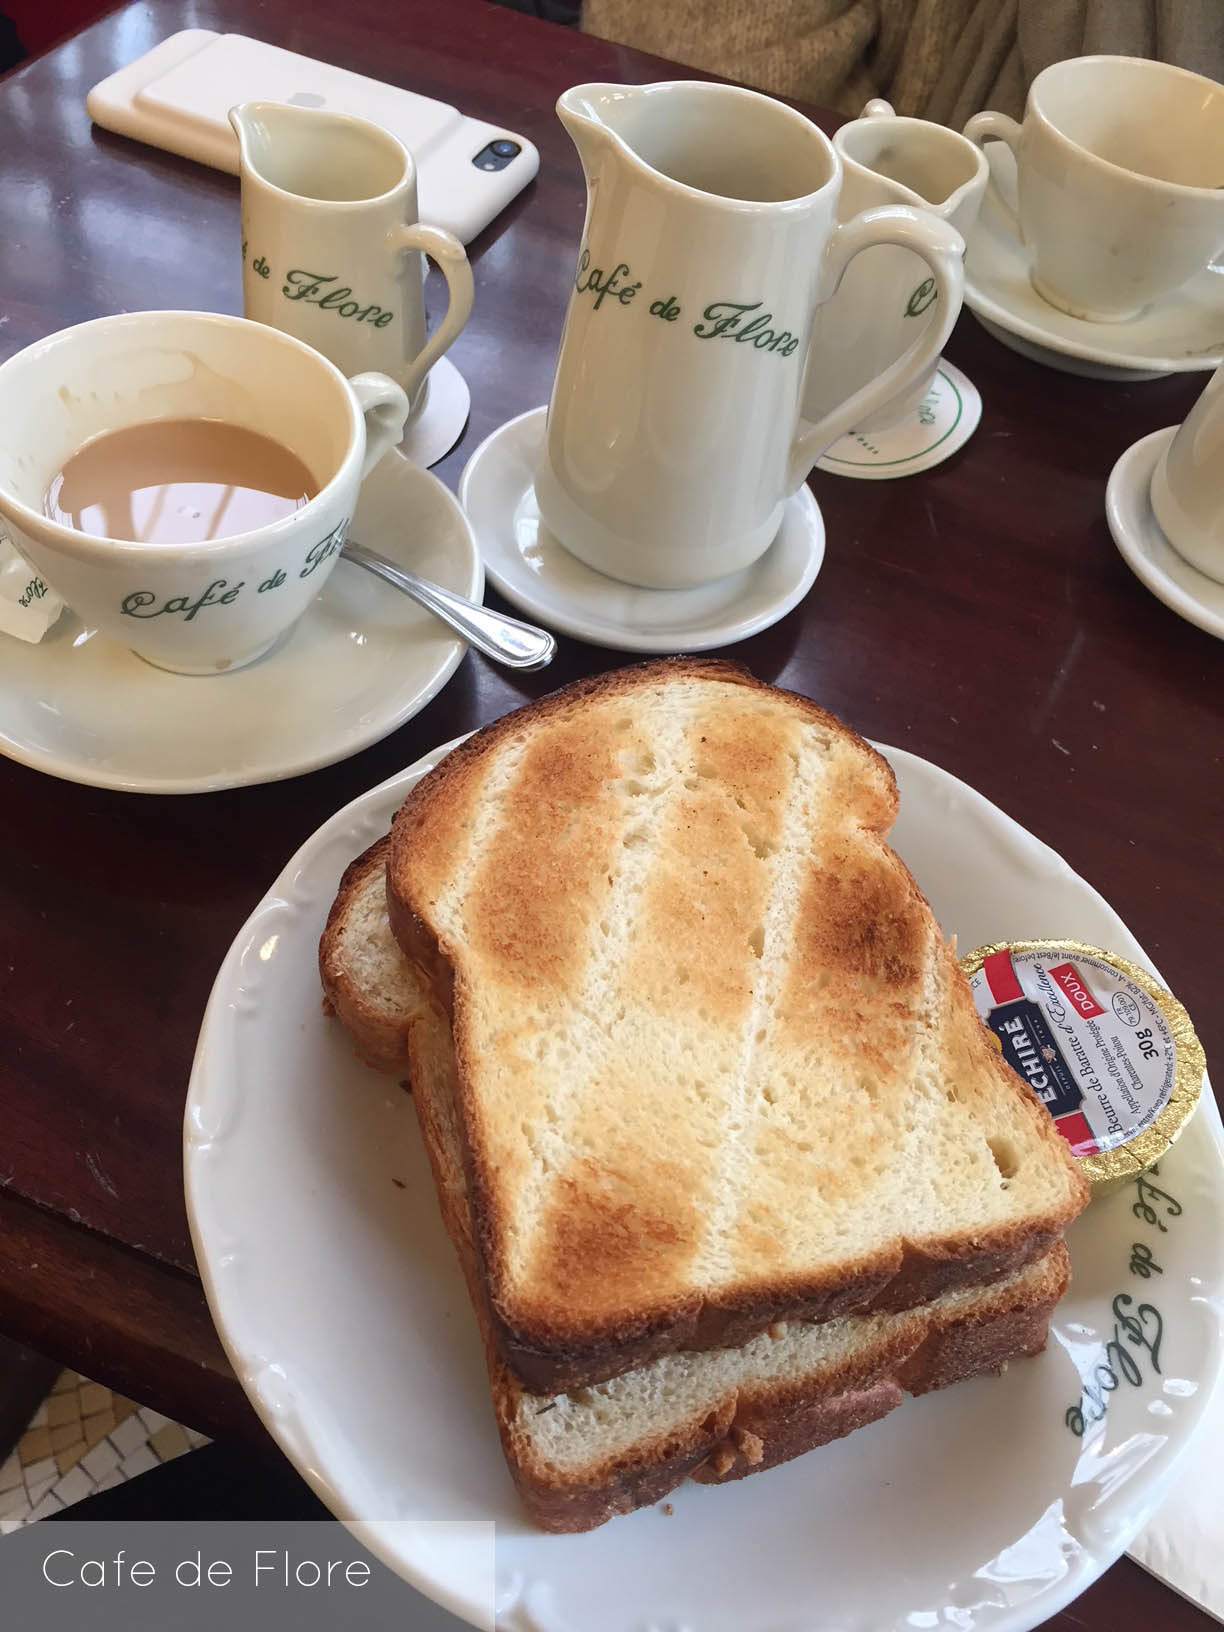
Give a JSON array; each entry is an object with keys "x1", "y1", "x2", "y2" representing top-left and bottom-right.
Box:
[
  {"x1": 385, "y1": 660, "x2": 1089, "y2": 1392},
  {"x1": 320, "y1": 828, "x2": 1071, "y2": 1533},
  {"x1": 319, "y1": 835, "x2": 426, "y2": 1077},
  {"x1": 405, "y1": 984, "x2": 1068, "y2": 1532}
]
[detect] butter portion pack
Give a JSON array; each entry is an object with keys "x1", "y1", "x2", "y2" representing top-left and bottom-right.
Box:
[{"x1": 963, "y1": 940, "x2": 1205, "y2": 1196}]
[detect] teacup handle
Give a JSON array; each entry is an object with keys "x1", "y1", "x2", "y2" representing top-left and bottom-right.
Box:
[
  {"x1": 349, "y1": 372, "x2": 412, "y2": 478},
  {"x1": 789, "y1": 205, "x2": 965, "y2": 486},
  {"x1": 389, "y1": 223, "x2": 476, "y2": 402},
  {"x1": 963, "y1": 111, "x2": 1022, "y2": 238}
]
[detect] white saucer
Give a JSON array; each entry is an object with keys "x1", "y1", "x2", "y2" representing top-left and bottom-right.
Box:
[
  {"x1": 972, "y1": 315, "x2": 1172, "y2": 383},
  {"x1": 1106, "y1": 426, "x2": 1224, "y2": 641},
  {"x1": 399, "y1": 355, "x2": 470, "y2": 469},
  {"x1": 964, "y1": 146, "x2": 1224, "y2": 379},
  {"x1": 458, "y1": 407, "x2": 825, "y2": 653},
  {"x1": 0, "y1": 451, "x2": 482, "y2": 793}
]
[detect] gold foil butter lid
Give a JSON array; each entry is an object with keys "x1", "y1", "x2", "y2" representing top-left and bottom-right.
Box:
[{"x1": 961, "y1": 940, "x2": 1205, "y2": 1196}]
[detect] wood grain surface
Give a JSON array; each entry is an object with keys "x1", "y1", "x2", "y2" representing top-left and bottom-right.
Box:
[{"x1": 0, "y1": 3, "x2": 1218, "y2": 1625}]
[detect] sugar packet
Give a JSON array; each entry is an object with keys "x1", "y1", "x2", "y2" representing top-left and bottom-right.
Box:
[{"x1": 0, "y1": 520, "x2": 65, "y2": 641}]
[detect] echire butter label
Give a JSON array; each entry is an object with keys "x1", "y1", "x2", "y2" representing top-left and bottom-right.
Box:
[{"x1": 962, "y1": 940, "x2": 1205, "y2": 1195}]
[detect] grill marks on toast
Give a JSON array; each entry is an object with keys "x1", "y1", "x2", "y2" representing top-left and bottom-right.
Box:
[
  {"x1": 518, "y1": 698, "x2": 710, "y2": 1321},
  {"x1": 462, "y1": 686, "x2": 928, "y2": 1319},
  {"x1": 693, "y1": 711, "x2": 832, "y2": 1284},
  {"x1": 700, "y1": 715, "x2": 941, "y2": 1280},
  {"x1": 461, "y1": 718, "x2": 607, "y2": 994},
  {"x1": 752, "y1": 829, "x2": 937, "y2": 1236},
  {"x1": 514, "y1": 691, "x2": 828, "y2": 1323},
  {"x1": 385, "y1": 662, "x2": 1090, "y2": 1387}
]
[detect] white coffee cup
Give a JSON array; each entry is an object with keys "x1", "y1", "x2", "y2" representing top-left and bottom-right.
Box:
[
  {"x1": 231, "y1": 102, "x2": 475, "y2": 421},
  {"x1": 1150, "y1": 361, "x2": 1224, "y2": 584},
  {"x1": 804, "y1": 99, "x2": 985, "y2": 434},
  {"x1": 965, "y1": 56, "x2": 1224, "y2": 324},
  {"x1": 0, "y1": 310, "x2": 409, "y2": 675}
]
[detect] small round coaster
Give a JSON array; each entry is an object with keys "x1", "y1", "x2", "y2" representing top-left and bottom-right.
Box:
[
  {"x1": 814, "y1": 362, "x2": 982, "y2": 481},
  {"x1": 398, "y1": 356, "x2": 471, "y2": 469}
]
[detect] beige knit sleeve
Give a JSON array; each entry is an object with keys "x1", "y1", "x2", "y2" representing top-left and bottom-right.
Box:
[{"x1": 581, "y1": 0, "x2": 1224, "y2": 128}]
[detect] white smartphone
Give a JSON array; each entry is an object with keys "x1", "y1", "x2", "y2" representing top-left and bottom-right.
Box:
[{"x1": 86, "y1": 30, "x2": 539, "y2": 244}]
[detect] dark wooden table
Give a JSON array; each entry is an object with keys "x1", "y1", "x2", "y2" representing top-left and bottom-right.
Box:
[{"x1": 0, "y1": 2, "x2": 1218, "y2": 1626}]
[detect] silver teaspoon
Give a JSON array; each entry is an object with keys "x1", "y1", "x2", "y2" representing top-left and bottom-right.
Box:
[{"x1": 341, "y1": 541, "x2": 556, "y2": 671}]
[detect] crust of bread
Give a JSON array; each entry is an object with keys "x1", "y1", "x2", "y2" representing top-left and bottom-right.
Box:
[
  {"x1": 520, "y1": 1270, "x2": 1064, "y2": 1531},
  {"x1": 319, "y1": 836, "x2": 420, "y2": 1076},
  {"x1": 383, "y1": 660, "x2": 1088, "y2": 1394},
  {"x1": 488, "y1": 1224, "x2": 1067, "y2": 1393}
]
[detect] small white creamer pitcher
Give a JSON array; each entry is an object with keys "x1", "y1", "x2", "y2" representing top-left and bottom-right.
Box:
[
  {"x1": 536, "y1": 81, "x2": 965, "y2": 590},
  {"x1": 231, "y1": 102, "x2": 474, "y2": 422},
  {"x1": 804, "y1": 99, "x2": 985, "y2": 435}
]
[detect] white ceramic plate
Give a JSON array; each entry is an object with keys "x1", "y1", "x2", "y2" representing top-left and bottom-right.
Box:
[
  {"x1": 186, "y1": 738, "x2": 1224, "y2": 1632},
  {"x1": 458, "y1": 407, "x2": 825, "y2": 653},
  {"x1": 1106, "y1": 427, "x2": 1224, "y2": 642},
  {"x1": 0, "y1": 452, "x2": 480, "y2": 792},
  {"x1": 964, "y1": 146, "x2": 1224, "y2": 378}
]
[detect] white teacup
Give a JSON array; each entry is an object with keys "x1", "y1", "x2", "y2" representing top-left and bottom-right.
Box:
[
  {"x1": 0, "y1": 310, "x2": 409, "y2": 675},
  {"x1": 231, "y1": 102, "x2": 475, "y2": 423},
  {"x1": 1150, "y1": 361, "x2": 1224, "y2": 584},
  {"x1": 804, "y1": 99, "x2": 985, "y2": 435},
  {"x1": 965, "y1": 56, "x2": 1224, "y2": 324}
]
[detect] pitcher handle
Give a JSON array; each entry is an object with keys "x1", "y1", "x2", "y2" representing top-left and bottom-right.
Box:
[
  {"x1": 348, "y1": 372, "x2": 411, "y2": 478},
  {"x1": 789, "y1": 205, "x2": 965, "y2": 488},
  {"x1": 963, "y1": 110, "x2": 1023, "y2": 239},
  {"x1": 389, "y1": 223, "x2": 475, "y2": 403}
]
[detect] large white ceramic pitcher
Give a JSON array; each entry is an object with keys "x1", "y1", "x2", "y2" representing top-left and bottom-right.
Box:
[{"x1": 535, "y1": 81, "x2": 965, "y2": 590}]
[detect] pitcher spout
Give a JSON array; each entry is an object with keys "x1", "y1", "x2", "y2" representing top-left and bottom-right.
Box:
[
  {"x1": 228, "y1": 101, "x2": 411, "y2": 202},
  {"x1": 556, "y1": 83, "x2": 648, "y2": 178},
  {"x1": 228, "y1": 101, "x2": 277, "y2": 177},
  {"x1": 557, "y1": 80, "x2": 836, "y2": 206},
  {"x1": 228, "y1": 102, "x2": 259, "y2": 145}
]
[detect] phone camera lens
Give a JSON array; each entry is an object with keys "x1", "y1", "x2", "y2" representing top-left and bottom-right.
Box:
[{"x1": 473, "y1": 139, "x2": 521, "y2": 171}]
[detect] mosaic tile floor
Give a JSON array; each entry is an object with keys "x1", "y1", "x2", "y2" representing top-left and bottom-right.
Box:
[{"x1": 0, "y1": 1369, "x2": 209, "y2": 1530}]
